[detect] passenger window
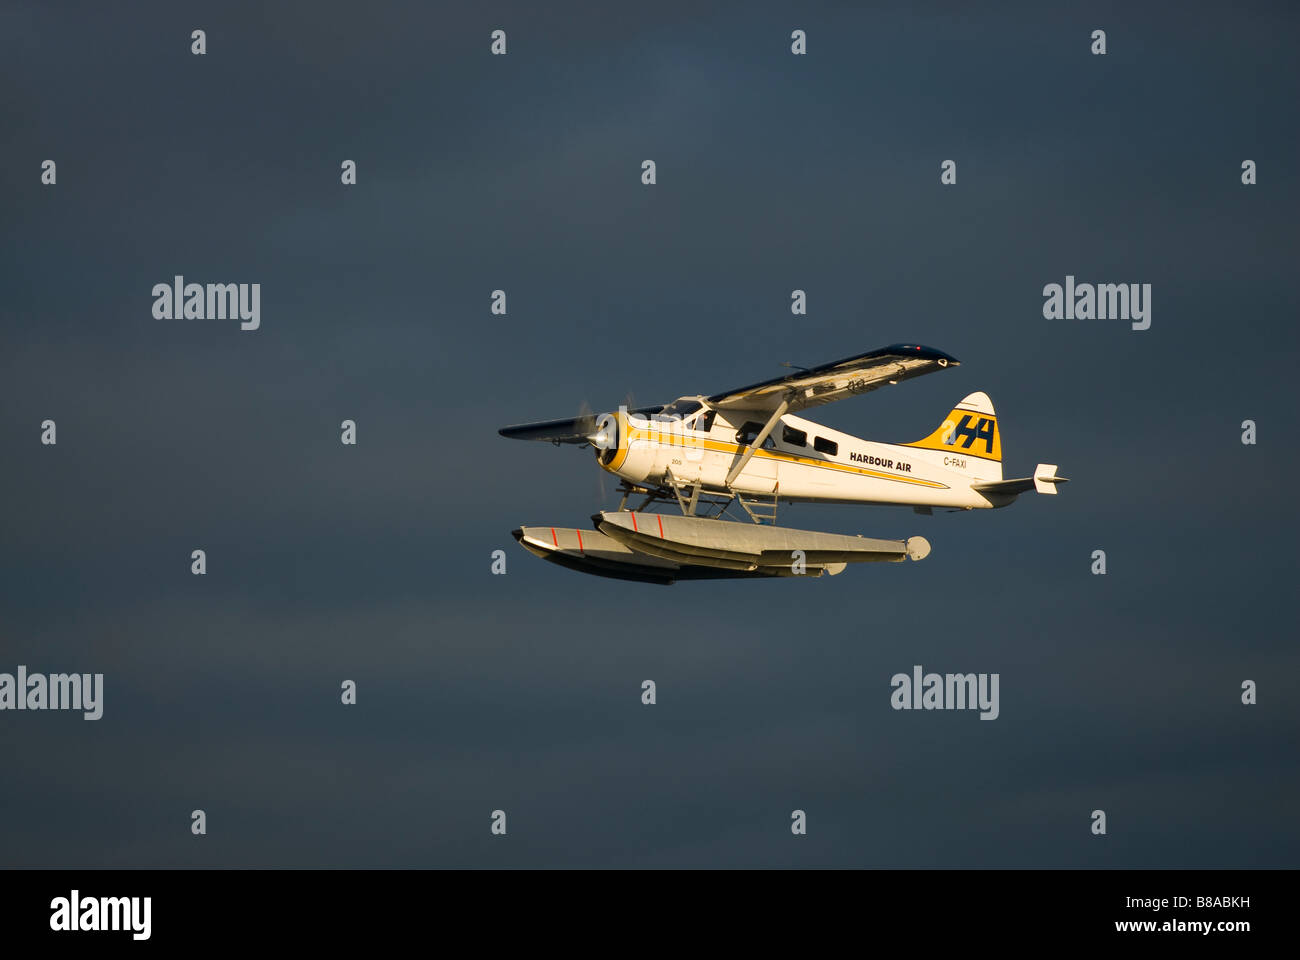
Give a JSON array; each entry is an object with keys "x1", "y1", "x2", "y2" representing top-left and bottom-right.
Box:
[
  {"x1": 814, "y1": 436, "x2": 838, "y2": 456},
  {"x1": 737, "y1": 421, "x2": 779, "y2": 448},
  {"x1": 782, "y1": 426, "x2": 807, "y2": 447},
  {"x1": 736, "y1": 421, "x2": 764, "y2": 445},
  {"x1": 698, "y1": 410, "x2": 716, "y2": 433}
]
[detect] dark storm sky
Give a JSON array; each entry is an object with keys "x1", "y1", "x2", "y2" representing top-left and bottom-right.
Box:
[{"x1": 2, "y1": 1, "x2": 1297, "y2": 867}]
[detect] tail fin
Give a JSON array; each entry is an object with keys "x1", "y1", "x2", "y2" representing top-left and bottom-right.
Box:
[{"x1": 902, "y1": 391, "x2": 1002, "y2": 480}]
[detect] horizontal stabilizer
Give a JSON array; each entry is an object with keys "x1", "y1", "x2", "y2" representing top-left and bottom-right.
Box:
[
  {"x1": 1033, "y1": 463, "x2": 1065, "y2": 495},
  {"x1": 972, "y1": 464, "x2": 1068, "y2": 499}
]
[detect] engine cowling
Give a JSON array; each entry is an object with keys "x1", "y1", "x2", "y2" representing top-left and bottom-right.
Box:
[
  {"x1": 592, "y1": 407, "x2": 664, "y2": 482},
  {"x1": 592, "y1": 411, "x2": 620, "y2": 466}
]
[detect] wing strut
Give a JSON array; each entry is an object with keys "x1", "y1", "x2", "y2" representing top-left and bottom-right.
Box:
[{"x1": 724, "y1": 398, "x2": 789, "y2": 487}]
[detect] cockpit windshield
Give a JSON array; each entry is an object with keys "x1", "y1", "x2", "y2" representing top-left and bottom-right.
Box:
[{"x1": 658, "y1": 398, "x2": 703, "y2": 418}]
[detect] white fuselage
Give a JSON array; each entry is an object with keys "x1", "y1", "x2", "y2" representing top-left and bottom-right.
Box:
[{"x1": 598, "y1": 404, "x2": 999, "y2": 510}]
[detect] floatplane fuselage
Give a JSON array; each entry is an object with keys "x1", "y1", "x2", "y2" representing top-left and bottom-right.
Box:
[{"x1": 590, "y1": 393, "x2": 1045, "y2": 512}]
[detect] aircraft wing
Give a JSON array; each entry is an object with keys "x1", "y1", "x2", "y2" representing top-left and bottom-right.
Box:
[
  {"x1": 500, "y1": 405, "x2": 664, "y2": 444},
  {"x1": 706, "y1": 343, "x2": 959, "y2": 414}
]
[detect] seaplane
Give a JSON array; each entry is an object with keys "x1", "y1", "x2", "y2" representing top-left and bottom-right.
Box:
[{"x1": 500, "y1": 344, "x2": 1066, "y2": 584}]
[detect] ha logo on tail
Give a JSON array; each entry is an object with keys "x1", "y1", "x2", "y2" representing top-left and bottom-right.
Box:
[{"x1": 901, "y1": 391, "x2": 1064, "y2": 502}]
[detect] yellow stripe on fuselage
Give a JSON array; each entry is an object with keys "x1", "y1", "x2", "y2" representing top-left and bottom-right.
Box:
[{"x1": 615, "y1": 428, "x2": 949, "y2": 489}]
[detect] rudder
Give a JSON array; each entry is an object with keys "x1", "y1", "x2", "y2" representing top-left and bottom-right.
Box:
[{"x1": 902, "y1": 391, "x2": 1002, "y2": 479}]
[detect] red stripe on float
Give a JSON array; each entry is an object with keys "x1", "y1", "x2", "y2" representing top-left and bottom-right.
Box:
[
  {"x1": 576, "y1": 529, "x2": 584, "y2": 555},
  {"x1": 631, "y1": 513, "x2": 638, "y2": 532},
  {"x1": 658, "y1": 515, "x2": 664, "y2": 538},
  {"x1": 551, "y1": 527, "x2": 558, "y2": 546}
]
